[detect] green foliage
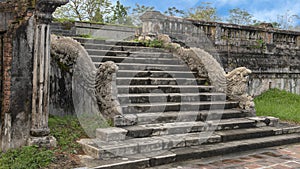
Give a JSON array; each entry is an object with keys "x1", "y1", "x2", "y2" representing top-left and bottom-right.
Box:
[
  {"x1": 186, "y1": 2, "x2": 220, "y2": 22},
  {"x1": 48, "y1": 115, "x2": 87, "y2": 154},
  {"x1": 0, "y1": 146, "x2": 54, "y2": 169},
  {"x1": 251, "y1": 39, "x2": 266, "y2": 49},
  {"x1": 53, "y1": 0, "x2": 113, "y2": 22},
  {"x1": 78, "y1": 34, "x2": 93, "y2": 38},
  {"x1": 109, "y1": 0, "x2": 131, "y2": 25},
  {"x1": 227, "y1": 8, "x2": 253, "y2": 25},
  {"x1": 254, "y1": 89, "x2": 300, "y2": 123},
  {"x1": 53, "y1": 18, "x2": 76, "y2": 23},
  {"x1": 141, "y1": 39, "x2": 164, "y2": 48},
  {"x1": 76, "y1": 113, "x2": 111, "y2": 138},
  {"x1": 132, "y1": 3, "x2": 155, "y2": 15},
  {"x1": 131, "y1": 3, "x2": 155, "y2": 26},
  {"x1": 276, "y1": 10, "x2": 300, "y2": 30},
  {"x1": 164, "y1": 7, "x2": 185, "y2": 17}
]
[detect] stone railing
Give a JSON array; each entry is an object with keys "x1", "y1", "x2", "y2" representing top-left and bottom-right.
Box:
[
  {"x1": 140, "y1": 11, "x2": 300, "y2": 49},
  {"x1": 51, "y1": 21, "x2": 140, "y2": 40},
  {"x1": 140, "y1": 11, "x2": 300, "y2": 96}
]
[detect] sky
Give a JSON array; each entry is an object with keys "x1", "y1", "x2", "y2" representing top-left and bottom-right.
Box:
[{"x1": 118, "y1": 0, "x2": 300, "y2": 26}]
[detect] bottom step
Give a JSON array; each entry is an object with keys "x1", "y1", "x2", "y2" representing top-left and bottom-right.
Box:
[{"x1": 79, "y1": 133, "x2": 300, "y2": 169}]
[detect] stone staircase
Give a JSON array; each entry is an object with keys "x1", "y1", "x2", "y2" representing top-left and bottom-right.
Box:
[{"x1": 74, "y1": 38, "x2": 300, "y2": 169}]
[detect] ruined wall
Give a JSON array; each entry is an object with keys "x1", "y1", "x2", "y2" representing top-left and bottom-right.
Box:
[
  {"x1": 0, "y1": 0, "x2": 67, "y2": 150},
  {"x1": 49, "y1": 59, "x2": 74, "y2": 116},
  {"x1": 51, "y1": 21, "x2": 139, "y2": 40},
  {"x1": 141, "y1": 11, "x2": 300, "y2": 96},
  {"x1": 0, "y1": 0, "x2": 36, "y2": 150}
]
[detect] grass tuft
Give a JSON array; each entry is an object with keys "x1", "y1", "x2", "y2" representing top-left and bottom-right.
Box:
[
  {"x1": 48, "y1": 115, "x2": 87, "y2": 154},
  {"x1": 0, "y1": 115, "x2": 88, "y2": 169},
  {"x1": 254, "y1": 88, "x2": 300, "y2": 123},
  {"x1": 0, "y1": 146, "x2": 54, "y2": 169}
]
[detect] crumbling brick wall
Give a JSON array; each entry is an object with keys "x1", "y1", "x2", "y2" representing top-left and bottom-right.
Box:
[{"x1": 0, "y1": 0, "x2": 68, "y2": 150}]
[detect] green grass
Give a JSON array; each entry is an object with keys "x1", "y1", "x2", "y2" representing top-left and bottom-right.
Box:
[
  {"x1": 254, "y1": 88, "x2": 300, "y2": 123},
  {"x1": 48, "y1": 115, "x2": 87, "y2": 154},
  {"x1": 0, "y1": 146, "x2": 54, "y2": 169},
  {"x1": 138, "y1": 39, "x2": 164, "y2": 48},
  {"x1": 0, "y1": 115, "x2": 88, "y2": 169}
]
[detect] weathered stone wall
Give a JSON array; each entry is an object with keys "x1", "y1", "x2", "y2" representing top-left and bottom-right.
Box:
[
  {"x1": 49, "y1": 59, "x2": 74, "y2": 116},
  {"x1": 51, "y1": 22, "x2": 140, "y2": 40},
  {"x1": 0, "y1": 0, "x2": 67, "y2": 150},
  {"x1": 0, "y1": 0, "x2": 36, "y2": 150},
  {"x1": 141, "y1": 11, "x2": 300, "y2": 96}
]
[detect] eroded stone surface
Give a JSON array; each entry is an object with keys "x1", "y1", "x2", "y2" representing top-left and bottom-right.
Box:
[{"x1": 96, "y1": 127, "x2": 128, "y2": 142}]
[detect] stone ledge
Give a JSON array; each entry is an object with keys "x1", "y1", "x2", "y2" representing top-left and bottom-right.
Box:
[
  {"x1": 79, "y1": 133, "x2": 300, "y2": 169},
  {"x1": 96, "y1": 127, "x2": 128, "y2": 142}
]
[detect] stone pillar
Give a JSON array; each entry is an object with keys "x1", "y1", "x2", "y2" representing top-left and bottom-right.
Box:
[
  {"x1": 140, "y1": 11, "x2": 167, "y2": 35},
  {"x1": 28, "y1": 0, "x2": 68, "y2": 146},
  {"x1": 296, "y1": 36, "x2": 300, "y2": 47}
]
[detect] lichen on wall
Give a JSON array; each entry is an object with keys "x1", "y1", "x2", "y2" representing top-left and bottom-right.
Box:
[
  {"x1": 95, "y1": 61, "x2": 122, "y2": 121},
  {"x1": 151, "y1": 34, "x2": 255, "y2": 112}
]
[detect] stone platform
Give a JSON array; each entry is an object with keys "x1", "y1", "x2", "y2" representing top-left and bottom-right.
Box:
[{"x1": 74, "y1": 38, "x2": 300, "y2": 169}]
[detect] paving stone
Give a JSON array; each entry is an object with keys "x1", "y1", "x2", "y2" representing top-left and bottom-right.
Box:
[
  {"x1": 96, "y1": 127, "x2": 128, "y2": 142},
  {"x1": 92, "y1": 158, "x2": 150, "y2": 169}
]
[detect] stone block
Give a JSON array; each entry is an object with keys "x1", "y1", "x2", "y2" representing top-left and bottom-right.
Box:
[
  {"x1": 160, "y1": 135, "x2": 186, "y2": 149},
  {"x1": 149, "y1": 152, "x2": 176, "y2": 166},
  {"x1": 248, "y1": 116, "x2": 279, "y2": 127},
  {"x1": 283, "y1": 126, "x2": 300, "y2": 134},
  {"x1": 102, "y1": 141, "x2": 139, "y2": 158},
  {"x1": 96, "y1": 127, "x2": 128, "y2": 142},
  {"x1": 125, "y1": 126, "x2": 153, "y2": 138},
  {"x1": 114, "y1": 114, "x2": 137, "y2": 127},
  {"x1": 273, "y1": 128, "x2": 283, "y2": 135},
  {"x1": 137, "y1": 138, "x2": 163, "y2": 153}
]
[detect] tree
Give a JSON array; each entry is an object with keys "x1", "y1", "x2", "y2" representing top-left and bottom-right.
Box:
[
  {"x1": 276, "y1": 10, "x2": 300, "y2": 30},
  {"x1": 164, "y1": 7, "x2": 185, "y2": 17},
  {"x1": 108, "y1": 0, "x2": 132, "y2": 25},
  {"x1": 130, "y1": 3, "x2": 155, "y2": 26},
  {"x1": 227, "y1": 8, "x2": 253, "y2": 25},
  {"x1": 132, "y1": 4, "x2": 155, "y2": 15},
  {"x1": 53, "y1": 0, "x2": 112, "y2": 22},
  {"x1": 186, "y1": 2, "x2": 220, "y2": 22}
]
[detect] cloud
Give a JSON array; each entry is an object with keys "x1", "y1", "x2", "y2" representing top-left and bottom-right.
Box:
[
  {"x1": 214, "y1": 0, "x2": 248, "y2": 8},
  {"x1": 250, "y1": 0, "x2": 300, "y2": 24}
]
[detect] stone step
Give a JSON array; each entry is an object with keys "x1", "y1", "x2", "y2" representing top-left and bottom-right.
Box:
[
  {"x1": 90, "y1": 55, "x2": 182, "y2": 65},
  {"x1": 117, "y1": 85, "x2": 214, "y2": 94},
  {"x1": 116, "y1": 77, "x2": 206, "y2": 86},
  {"x1": 95, "y1": 62, "x2": 190, "y2": 71},
  {"x1": 123, "y1": 118, "x2": 257, "y2": 138},
  {"x1": 87, "y1": 49, "x2": 174, "y2": 59},
  {"x1": 82, "y1": 43, "x2": 166, "y2": 53},
  {"x1": 79, "y1": 124, "x2": 300, "y2": 162},
  {"x1": 78, "y1": 133, "x2": 222, "y2": 160},
  {"x1": 78, "y1": 133, "x2": 300, "y2": 169},
  {"x1": 114, "y1": 109, "x2": 247, "y2": 125},
  {"x1": 74, "y1": 38, "x2": 144, "y2": 46},
  {"x1": 117, "y1": 70, "x2": 199, "y2": 78},
  {"x1": 121, "y1": 101, "x2": 239, "y2": 114},
  {"x1": 117, "y1": 92, "x2": 226, "y2": 104},
  {"x1": 169, "y1": 133, "x2": 300, "y2": 167}
]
